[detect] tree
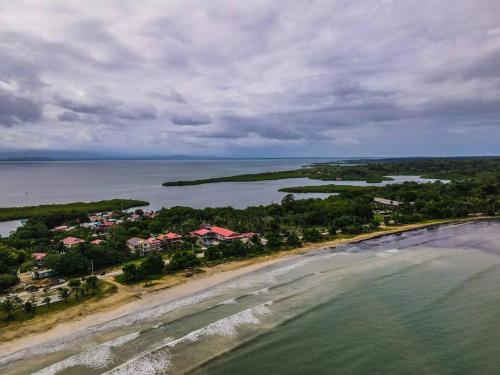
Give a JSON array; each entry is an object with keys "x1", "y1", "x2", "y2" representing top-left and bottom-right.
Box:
[
  {"x1": 169, "y1": 250, "x2": 200, "y2": 271},
  {"x1": 140, "y1": 254, "x2": 165, "y2": 275},
  {"x1": 303, "y1": 228, "x2": 322, "y2": 242},
  {"x1": 58, "y1": 287, "x2": 71, "y2": 303},
  {"x1": 23, "y1": 300, "x2": 35, "y2": 314},
  {"x1": 0, "y1": 273, "x2": 20, "y2": 292},
  {"x1": 85, "y1": 275, "x2": 99, "y2": 295},
  {"x1": 286, "y1": 231, "x2": 302, "y2": 247},
  {"x1": 54, "y1": 251, "x2": 90, "y2": 277},
  {"x1": 122, "y1": 264, "x2": 142, "y2": 282},
  {"x1": 266, "y1": 233, "x2": 282, "y2": 250},
  {"x1": 281, "y1": 194, "x2": 296, "y2": 212},
  {"x1": 43, "y1": 295, "x2": 51, "y2": 307},
  {"x1": 68, "y1": 279, "x2": 81, "y2": 300},
  {"x1": 0, "y1": 297, "x2": 19, "y2": 319}
]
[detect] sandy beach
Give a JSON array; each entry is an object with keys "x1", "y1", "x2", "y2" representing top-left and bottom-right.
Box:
[{"x1": 0, "y1": 217, "x2": 491, "y2": 359}]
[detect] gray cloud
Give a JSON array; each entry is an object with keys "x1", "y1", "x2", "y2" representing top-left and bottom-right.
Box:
[
  {"x1": 170, "y1": 110, "x2": 211, "y2": 126},
  {"x1": 1, "y1": 1, "x2": 500, "y2": 156},
  {"x1": 0, "y1": 89, "x2": 42, "y2": 126}
]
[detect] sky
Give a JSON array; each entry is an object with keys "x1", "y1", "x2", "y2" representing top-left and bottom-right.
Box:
[{"x1": 1, "y1": 0, "x2": 500, "y2": 158}]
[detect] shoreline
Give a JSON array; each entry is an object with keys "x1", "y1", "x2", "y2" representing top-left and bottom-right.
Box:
[{"x1": 0, "y1": 216, "x2": 494, "y2": 359}]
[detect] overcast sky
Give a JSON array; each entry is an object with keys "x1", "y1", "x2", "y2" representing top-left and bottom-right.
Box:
[{"x1": 1, "y1": 0, "x2": 500, "y2": 157}]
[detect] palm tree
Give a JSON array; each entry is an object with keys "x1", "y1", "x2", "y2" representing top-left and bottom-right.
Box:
[
  {"x1": 68, "y1": 279, "x2": 81, "y2": 300},
  {"x1": 0, "y1": 297, "x2": 19, "y2": 319},
  {"x1": 85, "y1": 276, "x2": 99, "y2": 295},
  {"x1": 58, "y1": 287, "x2": 71, "y2": 303},
  {"x1": 43, "y1": 295, "x2": 51, "y2": 307}
]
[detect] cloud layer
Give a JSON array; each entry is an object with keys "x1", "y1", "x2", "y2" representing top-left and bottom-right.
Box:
[{"x1": 1, "y1": 0, "x2": 500, "y2": 156}]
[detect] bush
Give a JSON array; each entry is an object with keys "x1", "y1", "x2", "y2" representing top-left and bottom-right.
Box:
[
  {"x1": 0, "y1": 273, "x2": 20, "y2": 292},
  {"x1": 169, "y1": 250, "x2": 200, "y2": 271},
  {"x1": 303, "y1": 228, "x2": 322, "y2": 242},
  {"x1": 122, "y1": 263, "x2": 142, "y2": 282},
  {"x1": 140, "y1": 254, "x2": 165, "y2": 275}
]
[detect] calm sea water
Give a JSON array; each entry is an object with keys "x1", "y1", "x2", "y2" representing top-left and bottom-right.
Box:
[
  {"x1": 0, "y1": 159, "x2": 443, "y2": 236},
  {"x1": 1, "y1": 220, "x2": 499, "y2": 374}
]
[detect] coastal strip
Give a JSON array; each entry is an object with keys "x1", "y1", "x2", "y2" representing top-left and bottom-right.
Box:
[
  {"x1": 0, "y1": 199, "x2": 149, "y2": 222},
  {"x1": 0, "y1": 216, "x2": 494, "y2": 358}
]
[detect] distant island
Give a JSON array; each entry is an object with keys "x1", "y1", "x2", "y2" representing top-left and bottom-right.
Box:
[{"x1": 162, "y1": 157, "x2": 500, "y2": 186}]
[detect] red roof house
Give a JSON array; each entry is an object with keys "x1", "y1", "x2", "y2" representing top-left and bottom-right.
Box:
[
  {"x1": 190, "y1": 225, "x2": 243, "y2": 244},
  {"x1": 157, "y1": 232, "x2": 183, "y2": 243},
  {"x1": 62, "y1": 236, "x2": 85, "y2": 247},
  {"x1": 32, "y1": 252, "x2": 47, "y2": 262}
]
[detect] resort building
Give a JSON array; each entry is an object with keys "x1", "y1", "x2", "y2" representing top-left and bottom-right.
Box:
[
  {"x1": 190, "y1": 225, "x2": 245, "y2": 246},
  {"x1": 157, "y1": 232, "x2": 183, "y2": 244},
  {"x1": 145, "y1": 237, "x2": 162, "y2": 251}
]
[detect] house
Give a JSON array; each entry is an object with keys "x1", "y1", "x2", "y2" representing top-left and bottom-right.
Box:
[
  {"x1": 373, "y1": 197, "x2": 415, "y2": 208},
  {"x1": 62, "y1": 236, "x2": 85, "y2": 248},
  {"x1": 91, "y1": 239, "x2": 103, "y2": 246},
  {"x1": 190, "y1": 225, "x2": 243, "y2": 245},
  {"x1": 32, "y1": 252, "x2": 47, "y2": 267},
  {"x1": 373, "y1": 197, "x2": 403, "y2": 207},
  {"x1": 127, "y1": 237, "x2": 145, "y2": 252},
  {"x1": 30, "y1": 269, "x2": 54, "y2": 280},
  {"x1": 241, "y1": 232, "x2": 258, "y2": 242},
  {"x1": 157, "y1": 232, "x2": 183, "y2": 244},
  {"x1": 54, "y1": 225, "x2": 69, "y2": 232},
  {"x1": 144, "y1": 237, "x2": 161, "y2": 251}
]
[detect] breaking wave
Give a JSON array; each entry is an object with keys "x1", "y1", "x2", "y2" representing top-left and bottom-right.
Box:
[
  {"x1": 104, "y1": 302, "x2": 273, "y2": 374},
  {"x1": 32, "y1": 331, "x2": 140, "y2": 375}
]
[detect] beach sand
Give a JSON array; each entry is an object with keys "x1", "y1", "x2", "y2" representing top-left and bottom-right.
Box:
[{"x1": 0, "y1": 217, "x2": 491, "y2": 359}]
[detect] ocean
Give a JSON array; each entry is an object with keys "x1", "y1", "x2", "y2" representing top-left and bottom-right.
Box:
[{"x1": 1, "y1": 220, "x2": 499, "y2": 374}]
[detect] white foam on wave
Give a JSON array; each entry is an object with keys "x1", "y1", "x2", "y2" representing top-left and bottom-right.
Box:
[
  {"x1": 247, "y1": 287, "x2": 270, "y2": 296},
  {"x1": 0, "y1": 291, "x2": 216, "y2": 369},
  {"x1": 271, "y1": 259, "x2": 314, "y2": 276},
  {"x1": 217, "y1": 298, "x2": 237, "y2": 305},
  {"x1": 32, "y1": 331, "x2": 140, "y2": 375},
  {"x1": 376, "y1": 248, "x2": 399, "y2": 257},
  {"x1": 103, "y1": 301, "x2": 273, "y2": 375}
]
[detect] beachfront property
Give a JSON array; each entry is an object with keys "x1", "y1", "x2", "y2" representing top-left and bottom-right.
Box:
[
  {"x1": 127, "y1": 231, "x2": 183, "y2": 256},
  {"x1": 127, "y1": 237, "x2": 146, "y2": 254},
  {"x1": 190, "y1": 224, "x2": 255, "y2": 246},
  {"x1": 157, "y1": 232, "x2": 183, "y2": 246},
  {"x1": 62, "y1": 236, "x2": 85, "y2": 248}
]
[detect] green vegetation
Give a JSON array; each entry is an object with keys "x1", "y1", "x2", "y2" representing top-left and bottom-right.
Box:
[
  {"x1": 163, "y1": 157, "x2": 500, "y2": 187},
  {"x1": 163, "y1": 169, "x2": 311, "y2": 186},
  {"x1": 280, "y1": 185, "x2": 370, "y2": 194},
  {"x1": 0, "y1": 279, "x2": 115, "y2": 323},
  {"x1": 1, "y1": 157, "x2": 499, "y2": 295},
  {"x1": 0, "y1": 199, "x2": 148, "y2": 222},
  {"x1": 162, "y1": 166, "x2": 395, "y2": 186}
]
